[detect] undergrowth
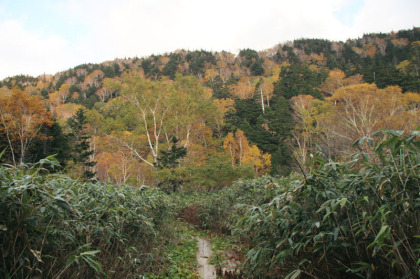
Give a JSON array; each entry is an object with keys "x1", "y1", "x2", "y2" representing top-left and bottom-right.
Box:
[
  {"x1": 0, "y1": 155, "x2": 171, "y2": 278},
  {"x1": 147, "y1": 221, "x2": 199, "y2": 279},
  {"x1": 2, "y1": 129, "x2": 418, "y2": 279},
  {"x1": 236, "y1": 130, "x2": 420, "y2": 278}
]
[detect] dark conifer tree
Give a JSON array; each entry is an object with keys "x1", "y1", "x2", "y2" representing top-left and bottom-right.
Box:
[
  {"x1": 154, "y1": 137, "x2": 187, "y2": 170},
  {"x1": 204, "y1": 75, "x2": 230, "y2": 99},
  {"x1": 273, "y1": 65, "x2": 327, "y2": 99},
  {"x1": 155, "y1": 137, "x2": 187, "y2": 192},
  {"x1": 67, "y1": 109, "x2": 96, "y2": 180}
]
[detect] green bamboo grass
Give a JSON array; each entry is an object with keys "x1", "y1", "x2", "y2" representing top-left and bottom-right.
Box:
[{"x1": 0, "y1": 155, "x2": 171, "y2": 278}]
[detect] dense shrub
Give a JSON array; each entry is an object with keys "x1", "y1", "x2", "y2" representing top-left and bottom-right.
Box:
[
  {"x1": 0, "y1": 157, "x2": 171, "y2": 278},
  {"x1": 175, "y1": 176, "x2": 280, "y2": 234},
  {"x1": 186, "y1": 157, "x2": 256, "y2": 191},
  {"x1": 198, "y1": 176, "x2": 281, "y2": 233},
  {"x1": 236, "y1": 130, "x2": 420, "y2": 278}
]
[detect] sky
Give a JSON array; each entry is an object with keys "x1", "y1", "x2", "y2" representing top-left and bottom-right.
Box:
[{"x1": 0, "y1": 0, "x2": 419, "y2": 80}]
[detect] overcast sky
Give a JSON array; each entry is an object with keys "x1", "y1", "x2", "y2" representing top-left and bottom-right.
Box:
[{"x1": 0, "y1": 0, "x2": 419, "y2": 80}]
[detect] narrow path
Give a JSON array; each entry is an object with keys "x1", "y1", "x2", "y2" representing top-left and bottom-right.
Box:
[{"x1": 196, "y1": 237, "x2": 216, "y2": 279}]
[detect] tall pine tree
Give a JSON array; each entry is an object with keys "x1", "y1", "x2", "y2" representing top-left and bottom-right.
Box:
[{"x1": 67, "y1": 109, "x2": 96, "y2": 180}]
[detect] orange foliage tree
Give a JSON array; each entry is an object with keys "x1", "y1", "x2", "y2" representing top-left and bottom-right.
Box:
[
  {"x1": 0, "y1": 88, "x2": 53, "y2": 166},
  {"x1": 318, "y1": 84, "x2": 420, "y2": 157},
  {"x1": 288, "y1": 84, "x2": 420, "y2": 166}
]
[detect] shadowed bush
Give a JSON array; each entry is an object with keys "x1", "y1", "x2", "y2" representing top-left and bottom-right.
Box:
[{"x1": 0, "y1": 155, "x2": 171, "y2": 278}]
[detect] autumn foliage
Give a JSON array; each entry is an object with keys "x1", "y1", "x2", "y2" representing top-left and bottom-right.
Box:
[
  {"x1": 1, "y1": 27, "x2": 420, "y2": 279},
  {"x1": 0, "y1": 27, "x2": 419, "y2": 185},
  {"x1": 0, "y1": 88, "x2": 53, "y2": 165},
  {"x1": 223, "y1": 130, "x2": 271, "y2": 175}
]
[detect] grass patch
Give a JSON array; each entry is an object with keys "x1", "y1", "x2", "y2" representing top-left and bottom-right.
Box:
[{"x1": 146, "y1": 221, "x2": 199, "y2": 279}]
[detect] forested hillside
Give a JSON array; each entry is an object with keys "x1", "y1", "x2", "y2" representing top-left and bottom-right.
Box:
[
  {"x1": 1, "y1": 28, "x2": 419, "y2": 183},
  {"x1": 0, "y1": 28, "x2": 418, "y2": 180},
  {"x1": 0, "y1": 28, "x2": 419, "y2": 278}
]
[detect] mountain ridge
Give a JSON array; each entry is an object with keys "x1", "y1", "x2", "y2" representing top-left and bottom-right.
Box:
[{"x1": 2, "y1": 27, "x2": 419, "y2": 92}]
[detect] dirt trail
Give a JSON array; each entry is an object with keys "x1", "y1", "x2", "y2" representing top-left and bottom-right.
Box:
[{"x1": 196, "y1": 237, "x2": 216, "y2": 279}]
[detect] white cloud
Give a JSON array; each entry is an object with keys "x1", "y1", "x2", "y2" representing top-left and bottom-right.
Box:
[
  {"x1": 351, "y1": 0, "x2": 420, "y2": 36},
  {"x1": 0, "y1": 0, "x2": 419, "y2": 79},
  {"x1": 0, "y1": 20, "x2": 74, "y2": 79},
  {"x1": 58, "y1": 0, "x2": 351, "y2": 56}
]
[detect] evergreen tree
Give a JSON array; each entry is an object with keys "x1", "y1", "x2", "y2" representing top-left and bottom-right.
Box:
[
  {"x1": 270, "y1": 142, "x2": 292, "y2": 176},
  {"x1": 281, "y1": 45, "x2": 299, "y2": 64},
  {"x1": 239, "y1": 48, "x2": 265, "y2": 75},
  {"x1": 273, "y1": 65, "x2": 327, "y2": 100},
  {"x1": 155, "y1": 137, "x2": 187, "y2": 193},
  {"x1": 67, "y1": 109, "x2": 96, "y2": 180},
  {"x1": 204, "y1": 75, "x2": 230, "y2": 99},
  {"x1": 154, "y1": 136, "x2": 187, "y2": 170},
  {"x1": 28, "y1": 120, "x2": 71, "y2": 167},
  {"x1": 46, "y1": 121, "x2": 71, "y2": 165},
  {"x1": 224, "y1": 96, "x2": 293, "y2": 176},
  {"x1": 264, "y1": 97, "x2": 293, "y2": 176}
]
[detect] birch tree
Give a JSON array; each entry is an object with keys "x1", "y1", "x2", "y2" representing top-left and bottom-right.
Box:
[
  {"x1": 0, "y1": 88, "x2": 53, "y2": 166},
  {"x1": 113, "y1": 73, "x2": 216, "y2": 169}
]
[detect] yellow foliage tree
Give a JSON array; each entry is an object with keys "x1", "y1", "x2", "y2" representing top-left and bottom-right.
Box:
[
  {"x1": 323, "y1": 84, "x2": 420, "y2": 155},
  {"x1": 212, "y1": 98, "x2": 235, "y2": 137},
  {"x1": 320, "y1": 69, "x2": 364, "y2": 96},
  {"x1": 58, "y1": 84, "x2": 71, "y2": 103},
  {"x1": 289, "y1": 95, "x2": 317, "y2": 172},
  {"x1": 259, "y1": 77, "x2": 275, "y2": 112},
  {"x1": 81, "y1": 69, "x2": 105, "y2": 92},
  {"x1": 48, "y1": 91, "x2": 61, "y2": 109},
  {"x1": 55, "y1": 103, "x2": 84, "y2": 120},
  {"x1": 362, "y1": 44, "x2": 378, "y2": 58},
  {"x1": 229, "y1": 77, "x2": 255, "y2": 99},
  {"x1": 204, "y1": 68, "x2": 218, "y2": 83},
  {"x1": 289, "y1": 84, "x2": 420, "y2": 167},
  {"x1": 223, "y1": 130, "x2": 271, "y2": 175},
  {"x1": 320, "y1": 69, "x2": 346, "y2": 95}
]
